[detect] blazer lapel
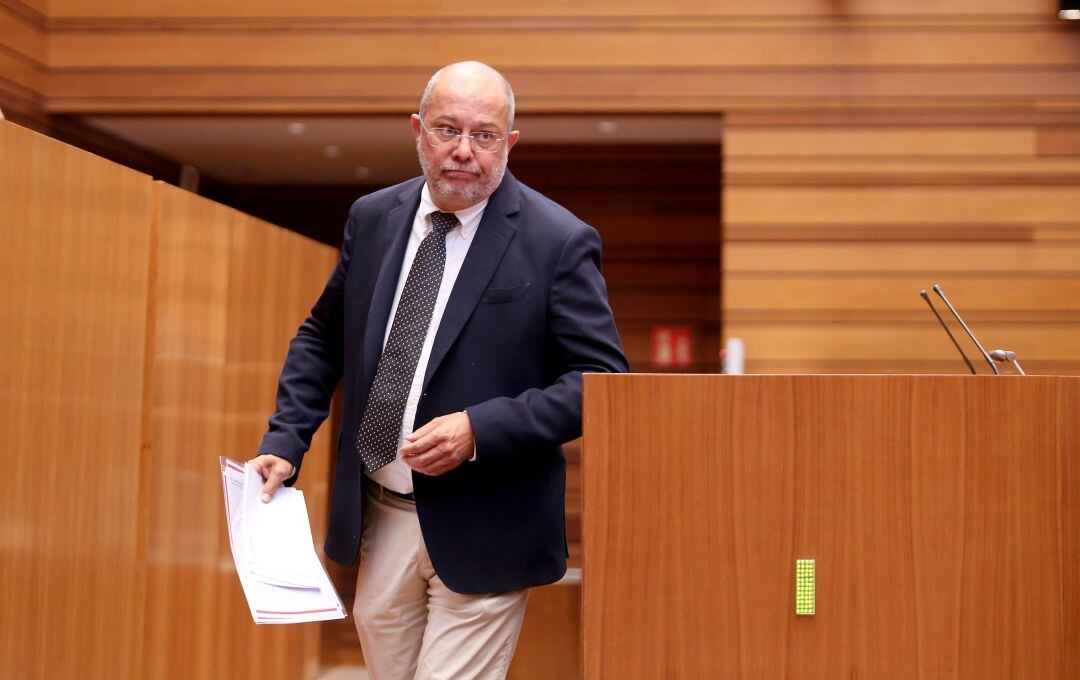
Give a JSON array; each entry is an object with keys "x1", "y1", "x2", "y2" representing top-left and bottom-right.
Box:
[
  {"x1": 423, "y1": 174, "x2": 521, "y2": 388},
  {"x1": 361, "y1": 181, "x2": 423, "y2": 383}
]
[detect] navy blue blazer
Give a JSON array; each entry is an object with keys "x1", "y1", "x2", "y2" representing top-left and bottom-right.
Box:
[{"x1": 258, "y1": 171, "x2": 627, "y2": 594}]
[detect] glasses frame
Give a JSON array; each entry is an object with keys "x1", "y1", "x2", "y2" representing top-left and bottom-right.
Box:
[{"x1": 417, "y1": 117, "x2": 509, "y2": 154}]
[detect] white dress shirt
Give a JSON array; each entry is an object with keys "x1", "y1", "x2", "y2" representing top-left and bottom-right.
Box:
[{"x1": 364, "y1": 184, "x2": 488, "y2": 493}]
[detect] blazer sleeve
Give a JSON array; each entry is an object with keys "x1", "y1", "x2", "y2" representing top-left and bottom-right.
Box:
[
  {"x1": 465, "y1": 224, "x2": 628, "y2": 461},
  {"x1": 255, "y1": 202, "x2": 358, "y2": 477}
]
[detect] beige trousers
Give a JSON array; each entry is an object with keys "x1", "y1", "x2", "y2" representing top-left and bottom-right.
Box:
[{"x1": 354, "y1": 485, "x2": 529, "y2": 680}]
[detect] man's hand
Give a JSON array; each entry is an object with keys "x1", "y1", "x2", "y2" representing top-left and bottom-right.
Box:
[
  {"x1": 248, "y1": 453, "x2": 296, "y2": 503},
  {"x1": 400, "y1": 412, "x2": 474, "y2": 476}
]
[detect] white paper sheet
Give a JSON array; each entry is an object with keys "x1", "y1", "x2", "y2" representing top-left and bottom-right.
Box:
[{"x1": 219, "y1": 457, "x2": 346, "y2": 624}]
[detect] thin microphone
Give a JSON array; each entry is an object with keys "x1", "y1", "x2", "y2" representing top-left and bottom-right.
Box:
[
  {"x1": 932, "y1": 284, "x2": 999, "y2": 375},
  {"x1": 920, "y1": 290, "x2": 976, "y2": 374},
  {"x1": 990, "y1": 349, "x2": 1027, "y2": 376}
]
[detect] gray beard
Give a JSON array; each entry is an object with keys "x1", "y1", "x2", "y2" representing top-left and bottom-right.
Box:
[{"x1": 417, "y1": 140, "x2": 507, "y2": 207}]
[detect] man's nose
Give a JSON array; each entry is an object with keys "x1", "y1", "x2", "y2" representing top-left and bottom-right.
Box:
[{"x1": 450, "y1": 134, "x2": 474, "y2": 161}]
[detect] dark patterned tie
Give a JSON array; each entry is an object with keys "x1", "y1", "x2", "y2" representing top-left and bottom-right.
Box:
[{"x1": 356, "y1": 210, "x2": 459, "y2": 473}]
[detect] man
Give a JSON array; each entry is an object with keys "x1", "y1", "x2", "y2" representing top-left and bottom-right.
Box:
[{"x1": 250, "y1": 61, "x2": 627, "y2": 679}]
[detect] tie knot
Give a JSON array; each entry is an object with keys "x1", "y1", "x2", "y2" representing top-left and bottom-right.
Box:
[{"x1": 430, "y1": 211, "x2": 459, "y2": 236}]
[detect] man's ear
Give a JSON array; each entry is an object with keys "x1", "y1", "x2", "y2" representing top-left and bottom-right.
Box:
[
  {"x1": 411, "y1": 114, "x2": 422, "y2": 141},
  {"x1": 506, "y1": 130, "x2": 520, "y2": 153}
]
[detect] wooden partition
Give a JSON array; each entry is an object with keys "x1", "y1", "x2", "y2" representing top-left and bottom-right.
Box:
[
  {"x1": 145, "y1": 183, "x2": 337, "y2": 679},
  {"x1": 0, "y1": 120, "x2": 338, "y2": 679},
  {"x1": 0, "y1": 110, "x2": 153, "y2": 680},
  {"x1": 582, "y1": 373, "x2": 1080, "y2": 678}
]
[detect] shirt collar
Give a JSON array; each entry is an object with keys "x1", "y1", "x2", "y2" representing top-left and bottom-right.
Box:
[{"x1": 418, "y1": 183, "x2": 488, "y2": 241}]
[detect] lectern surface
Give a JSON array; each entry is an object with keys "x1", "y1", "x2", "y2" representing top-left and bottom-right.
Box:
[{"x1": 583, "y1": 374, "x2": 1079, "y2": 679}]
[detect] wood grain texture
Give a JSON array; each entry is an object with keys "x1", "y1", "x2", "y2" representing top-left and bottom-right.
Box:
[
  {"x1": 1037, "y1": 127, "x2": 1080, "y2": 156},
  {"x1": 725, "y1": 242, "x2": 1080, "y2": 273},
  {"x1": 39, "y1": 0, "x2": 1071, "y2": 20},
  {"x1": 0, "y1": 5, "x2": 45, "y2": 64},
  {"x1": 43, "y1": 68, "x2": 1080, "y2": 115},
  {"x1": 1, "y1": 3, "x2": 1071, "y2": 114},
  {"x1": 0, "y1": 48, "x2": 43, "y2": 97},
  {"x1": 726, "y1": 186, "x2": 1080, "y2": 224},
  {"x1": 582, "y1": 373, "x2": 1080, "y2": 679},
  {"x1": 146, "y1": 182, "x2": 338, "y2": 680},
  {"x1": 219, "y1": 190, "x2": 338, "y2": 680},
  {"x1": 0, "y1": 3, "x2": 46, "y2": 114},
  {"x1": 0, "y1": 119, "x2": 153, "y2": 679},
  {"x1": 0, "y1": 120, "x2": 338, "y2": 679},
  {"x1": 508, "y1": 582, "x2": 582, "y2": 680},
  {"x1": 723, "y1": 120, "x2": 1080, "y2": 375},
  {"x1": 141, "y1": 182, "x2": 233, "y2": 680},
  {"x1": 143, "y1": 183, "x2": 334, "y2": 680},
  {"x1": 45, "y1": 29, "x2": 1080, "y2": 69}
]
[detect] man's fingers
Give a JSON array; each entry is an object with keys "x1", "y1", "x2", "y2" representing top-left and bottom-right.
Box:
[
  {"x1": 400, "y1": 427, "x2": 444, "y2": 457},
  {"x1": 403, "y1": 441, "x2": 458, "y2": 475},
  {"x1": 259, "y1": 464, "x2": 294, "y2": 502},
  {"x1": 247, "y1": 454, "x2": 295, "y2": 503},
  {"x1": 260, "y1": 475, "x2": 282, "y2": 503},
  {"x1": 406, "y1": 417, "x2": 439, "y2": 442}
]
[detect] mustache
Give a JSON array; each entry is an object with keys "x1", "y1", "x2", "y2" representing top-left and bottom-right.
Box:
[{"x1": 440, "y1": 162, "x2": 480, "y2": 176}]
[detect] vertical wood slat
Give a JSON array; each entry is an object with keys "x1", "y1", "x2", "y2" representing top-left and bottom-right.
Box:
[
  {"x1": 218, "y1": 189, "x2": 337, "y2": 680},
  {"x1": 144, "y1": 182, "x2": 337, "y2": 680},
  {"x1": 0, "y1": 119, "x2": 152, "y2": 679},
  {"x1": 142, "y1": 183, "x2": 232, "y2": 680}
]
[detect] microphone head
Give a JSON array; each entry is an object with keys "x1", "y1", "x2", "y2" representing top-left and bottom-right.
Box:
[{"x1": 989, "y1": 349, "x2": 1016, "y2": 362}]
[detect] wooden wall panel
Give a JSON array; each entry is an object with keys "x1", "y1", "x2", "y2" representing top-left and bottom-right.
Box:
[
  {"x1": 726, "y1": 242, "x2": 1080, "y2": 272},
  {"x1": 146, "y1": 182, "x2": 337, "y2": 680},
  {"x1": 143, "y1": 182, "x2": 233, "y2": 680},
  {"x1": 0, "y1": 2, "x2": 1067, "y2": 115},
  {"x1": 45, "y1": 67, "x2": 1080, "y2": 115},
  {"x1": 726, "y1": 275, "x2": 1080, "y2": 311},
  {"x1": 0, "y1": 47, "x2": 41, "y2": 95},
  {"x1": 0, "y1": 119, "x2": 153, "y2": 679},
  {"x1": 0, "y1": 120, "x2": 338, "y2": 679},
  {"x1": 726, "y1": 127, "x2": 1039, "y2": 157},
  {"x1": 727, "y1": 186, "x2": 1080, "y2": 224},
  {"x1": 0, "y1": 2, "x2": 46, "y2": 121},
  {"x1": 13, "y1": 0, "x2": 48, "y2": 16},
  {"x1": 1038, "y1": 127, "x2": 1080, "y2": 156},
  {"x1": 218, "y1": 190, "x2": 338, "y2": 680},
  {"x1": 0, "y1": 5, "x2": 44, "y2": 62},
  {"x1": 41, "y1": 0, "x2": 1070, "y2": 19},
  {"x1": 45, "y1": 29, "x2": 1080, "y2": 70},
  {"x1": 725, "y1": 119, "x2": 1080, "y2": 375}
]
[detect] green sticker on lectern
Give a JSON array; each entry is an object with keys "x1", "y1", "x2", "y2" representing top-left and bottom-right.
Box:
[{"x1": 796, "y1": 559, "x2": 815, "y2": 616}]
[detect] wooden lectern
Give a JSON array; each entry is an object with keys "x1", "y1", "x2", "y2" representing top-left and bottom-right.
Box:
[{"x1": 582, "y1": 374, "x2": 1079, "y2": 678}]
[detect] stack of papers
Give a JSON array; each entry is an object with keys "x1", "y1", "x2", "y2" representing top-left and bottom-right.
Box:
[{"x1": 219, "y1": 457, "x2": 346, "y2": 624}]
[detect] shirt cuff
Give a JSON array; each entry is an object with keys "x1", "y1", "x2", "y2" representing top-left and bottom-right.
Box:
[{"x1": 464, "y1": 409, "x2": 478, "y2": 462}]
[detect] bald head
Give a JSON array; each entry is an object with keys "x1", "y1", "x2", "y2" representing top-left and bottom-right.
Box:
[{"x1": 419, "y1": 61, "x2": 515, "y2": 130}]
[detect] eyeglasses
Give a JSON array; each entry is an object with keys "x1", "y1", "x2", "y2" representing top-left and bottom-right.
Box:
[{"x1": 418, "y1": 118, "x2": 508, "y2": 153}]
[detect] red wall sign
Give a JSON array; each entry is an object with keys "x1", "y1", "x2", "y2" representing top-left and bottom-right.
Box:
[{"x1": 651, "y1": 326, "x2": 693, "y2": 367}]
